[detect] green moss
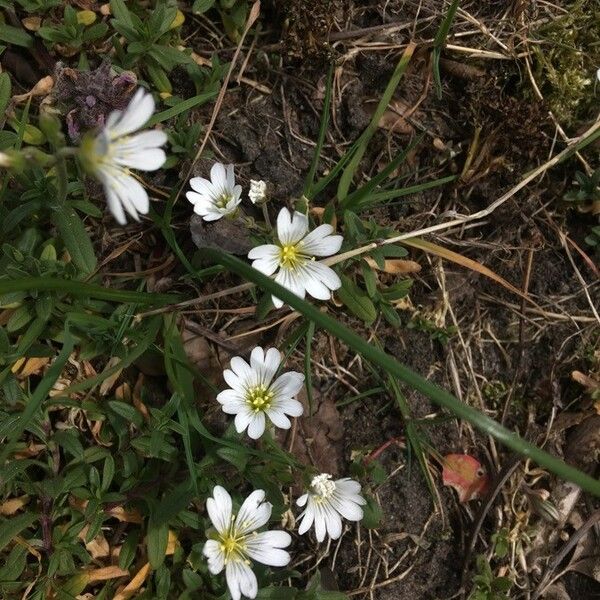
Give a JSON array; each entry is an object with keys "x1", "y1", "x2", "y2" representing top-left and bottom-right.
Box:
[{"x1": 532, "y1": 0, "x2": 600, "y2": 126}]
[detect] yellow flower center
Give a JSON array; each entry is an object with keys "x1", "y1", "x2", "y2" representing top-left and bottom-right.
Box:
[
  {"x1": 246, "y1": 385, "x2": 274, "y2": 412},
  {"x1": 280, "y1": 244, "x2": 302, "y2": 270},
  {"x1": 220, "y1": 534, "x2": 244, "y2": 558}
]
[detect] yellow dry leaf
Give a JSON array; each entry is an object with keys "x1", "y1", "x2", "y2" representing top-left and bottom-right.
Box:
[
  {"x1": 78, "y1": 525, "x2": 110, "y2": 559},
  {"x1": 81, "y1": 565, "x2": 129, "y2": 585},
  {"x1": 0, "y1": 495, "x2": 30, "y2": 516},
  {"x1": 18, "y1": 357, "x2": 50, "y2": 378},
  {"x1": 99, "y1": 357, "x2": 123, "y2": 396},
  {"x1": 107, "y1": 506, "x2": 143, "y2": 524},
  {"x1": 364, "y1": 257, "x2": 421, "y2": 274},
  {"x1": 12, "y1": 76, "x2": 54, "y2": 104},
  {"x1": 112, "y1": 562, "x2": 151, "y2": 600},
  {"x1": 132, "y1": 375, "x2": 150, "y2": 422},
  {"x1": 11, "y1": 357, "x2": 26, "y2": 374},
  {"x1": 166, "y1": 530, "x2": 178, "y2": 555}
]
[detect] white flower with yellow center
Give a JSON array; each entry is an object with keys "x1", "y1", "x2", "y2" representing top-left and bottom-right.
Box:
[
  {"x1": 80, "y1": 88, "x2": 167, "y2": 225},
  {"x1": 217, "y1": 346, "x2": 304, "y2": 439},
  {"x1": 203, "y1": 486, "x2": 292, "y2": 600},
  {"x1": 186, "y1": 162, "x2": 242, "y2": 221},
  {"x1": 297, "y1": 473, "x2": 366, "y2": 542},
  {"x1": 248, "y1": 208, "x2": 343, "y2": 308}
]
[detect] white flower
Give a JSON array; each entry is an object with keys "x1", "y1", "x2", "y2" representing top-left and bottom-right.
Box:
[
  {"x1": 203, "y1": 486, "x2": 292, "y2": 600},
  {"x1": 217, "y1": 346, "x2": 304, "y2": 439},
  {"x1": 82, "y1": 88, "x2": 167, "y2": 225},
  {"x1": 186, "y1": 162, "x2": 242, "y2": 221},
  {"x1": 248, "y1": 179, "x2": 268, "y2": 204},
  {"x1": 248, "y1": 208, "x2": 343, "y2": 308},
  {"x1": 297, "y1": 474, "x2": 366, "y2": 542}
]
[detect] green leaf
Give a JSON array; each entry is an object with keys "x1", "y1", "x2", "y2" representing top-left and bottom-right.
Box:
[
  {"x1": 108, "y1": 401, "x2": 144, "y2": 428},
  {"x1": 52, "y1": 202, "x2": 97, "y2": 276},
  {"x1": 147, "y1": 518, "x2": 169, "y2": 569},
  {"x1": 0, "y1": 23, "x2": 33, "y2": 47},
  {"x1": 118, "y1": 529, "x2": 140, "y2": 570},
  {"x1": 0, "y1": 513, "x2": 37, "y2": 553},
  {"x1": 216, "y1": 446, "x2": 248, "y2": 471},
  {"x1": 0, "y1": 72, "x2": 11, "y2": 116},
  {"x1": 54, "y1": 429, "x2": 84, "y2": 458},
  {"x1": 110, "y1": 0, "x2": 134, "y2": 26},
  {"x1": 361, "y1": 494, "x2": 383, "y2": 528},
  {"x1": 337, "y1": 275, "x2": 377, "y2": 324}
]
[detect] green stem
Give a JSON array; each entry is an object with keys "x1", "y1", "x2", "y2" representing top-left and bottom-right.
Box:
[{"x1": 206, "y1": 250, "x2": 600, "y2": 498}]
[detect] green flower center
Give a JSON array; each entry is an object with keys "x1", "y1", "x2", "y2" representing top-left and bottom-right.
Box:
[
  {"x1": 216, "y1": 192, "x2": 233, "y2": 209},
  {"x1": 246, "y1": 385, "x2": 274, "y2": 412}
]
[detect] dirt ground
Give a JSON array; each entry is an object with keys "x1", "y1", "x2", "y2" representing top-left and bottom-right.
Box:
[{"x1": 174, "y1": 1, "x2": 600, "y2": 598}]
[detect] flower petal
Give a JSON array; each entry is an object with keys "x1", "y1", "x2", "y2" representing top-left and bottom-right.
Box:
[
  {"x1": 235, "y1": 489, "x2": 271, "y2": 535},
  {"x1": 226, "y1": 560, "x2": 257, "y2": 600},
  {"x1": 299, "y1": 224, "x2": 343, "y2": 256},
  {"x1": 277, "y1": 208, "x2": 308, "y2": 246},
  {"x1": 245, "y1": 531, "x2": 291, "y2": 566},
  {"x1": 206, "y1": 485, "x2": 232, "y2": 534},
  {"x1": 247, "y1": 412, "x2": 266, "y2": 439},
  {"x1": 203, "y1": 539, "x2": 225, "y2": 574}
]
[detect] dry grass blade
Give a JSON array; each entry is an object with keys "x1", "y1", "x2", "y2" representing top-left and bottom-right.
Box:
[{"x1": 401, "y1": 237, "x2": 542, "y2": 308}]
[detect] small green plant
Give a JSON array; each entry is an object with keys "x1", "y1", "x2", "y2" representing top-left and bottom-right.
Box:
[
  {"x1": 37, "y1": 5, "x2": 109, "y2": 52},
  {"x1": 468, "y1": 556, "x2": 512, "y2": 600},
  {"x1": 564, "y1": 168, "x2": 600, "y2": 208}
]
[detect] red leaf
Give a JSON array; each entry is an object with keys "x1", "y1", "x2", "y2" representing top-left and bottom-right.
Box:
[{"x1": 442, "y1": 454, "x2": 489, "y2": 502}]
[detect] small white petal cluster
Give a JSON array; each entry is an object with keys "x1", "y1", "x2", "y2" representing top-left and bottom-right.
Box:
[
  {"x1": 203, "y1": 486, "x2": 291, "y2": 600},
  {"x1": 187, "y1": 162, "x2": 242, "y2": 221},
  {"x1": 217, "y1": 346, "x2": 304, "y2": 439},
  {"x1": 248, "y1": 208, "x2": 343, "y2": 308},
  {"x1": 297, "y1": 473, "x2": 366, "y2": 542},
  {"x1": 248, "y1": 179, "x2": 268, "y2": 204},
  {"x1": 84, "y1": 88, "x2": 167, "y2": 225}
]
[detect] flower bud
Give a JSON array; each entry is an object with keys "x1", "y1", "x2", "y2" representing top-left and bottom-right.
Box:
[{"x1": 249, "y1": 179, "x2": 268, "y2": 205}]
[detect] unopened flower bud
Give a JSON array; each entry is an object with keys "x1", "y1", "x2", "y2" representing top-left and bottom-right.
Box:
[{"x1": 249, "y1": 179, "x2": 268, "y2": 205}]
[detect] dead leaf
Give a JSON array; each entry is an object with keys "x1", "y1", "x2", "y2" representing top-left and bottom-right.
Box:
[
  {"x1": 112, "y1": 562, "x2": 151, "y2": 600},
  {"x1": 0, "y1": 495, "x2": 30, "y2": 516},
  {"x1": 277, "y1": 388, "x2": 343, "y2": 479},
  {"x1": 22, "y1": 16, "x2": 41, "y2": 31},
  {"x1": 79, "y1": 565, "x2": 129, "y2": 586},
  {"x1": 365, "y1": 98, "x2": 414, "y2": 135},
  {"x1": 70, "y1": 497, "x2": 143, "y2": 523},
  {"x1": 78, "y1": 525, "x2": 110, "y2": 559},
  {"x1": 14, "y1": 357, "x2": 50, "y2": 378},
  {"x1": 132, "y1": 374, "x2": 150, "y2": 422},
  {"x1": 99, "y1": 357, "x2": 123, "y2": 396},
  {"x1": 12, "y1": 76, "x2": 54, "y2": 103},
  {"x1": 364, "y1": 257, "x2": 421, "y2": 274},
  {"x1": 14, "y1": 443, "x2": 46, "y2": 459},
  {"x1": 442, "y1": 454, "x2": 489, "y2": 502}
]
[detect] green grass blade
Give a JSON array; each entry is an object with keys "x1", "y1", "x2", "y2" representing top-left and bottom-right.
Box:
[
  {"x1": 337, "y1": 43, "x2": 416, "y2": 202},
  {"x1": 206, "y1": 250, "x2": 600, "y2": 498},
  {"x1": 357, "y1": 175, "x2": 457, "y2": 210},
  {"x1": 433, "y1": 0, "x2": 460, "y2": 99},
  {"x1": 146, "y1": 90, "x2": 218, "y2": 126},
  {"x1": 342, "y1": 134, "x2": 424, "y2": 210},
  {"x1": 303, "y1": 63, "x2": 334, "y2": 198},
  {"x1": 0, "y1": 277, "x2": 180, "y2": 304}
]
